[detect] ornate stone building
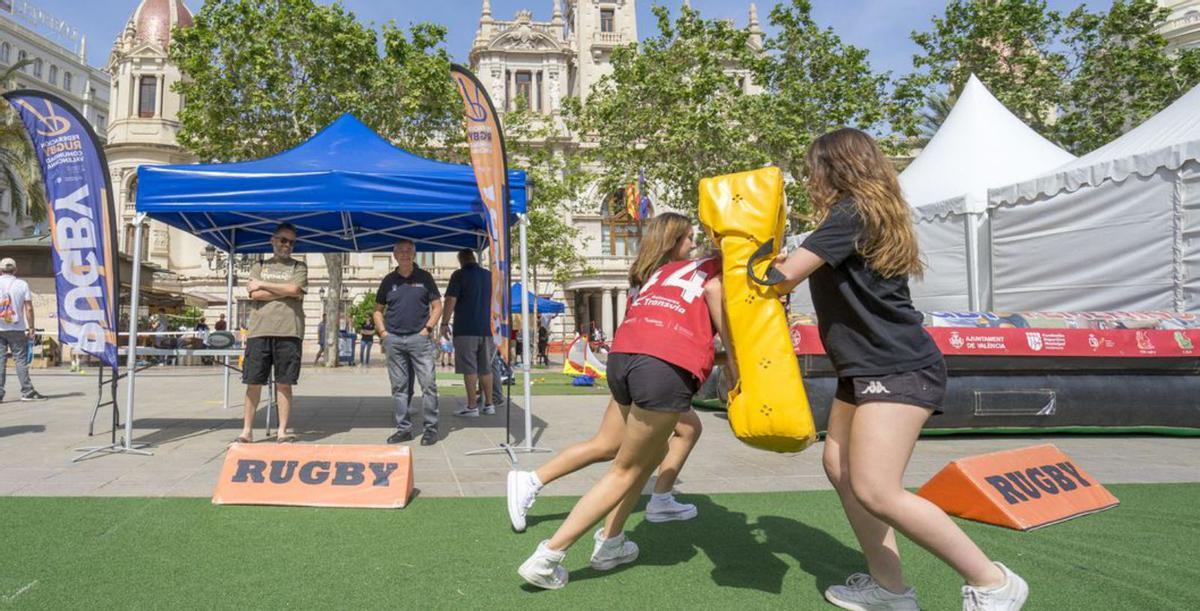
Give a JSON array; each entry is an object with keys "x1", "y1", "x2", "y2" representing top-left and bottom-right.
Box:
[
  {"x1": 1, "y1": 4, "x2": 109, "y2": 238},
  {"x1": 1160, "y1": 0, "x2": 1200, "y2": 51},
  {"x1": 469, "y1": 0, "x2": 764, "y2": 341}
]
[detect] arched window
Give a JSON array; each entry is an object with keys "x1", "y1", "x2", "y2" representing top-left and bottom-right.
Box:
[
  {"x1": 17, "y1": 50, "x2": 27, "y2": 70},
  {"x1": 138, "y1": 76, "x2": 157, "y2": 117},
  {"x1": 600, "y1": 189, "x2": 641, "y2": 257},
  {"x1": 32, "y1": 58, "x2": 43, "y2": 78},
  {"x1": 0, "y1": 42, "x2": 10, "y2": 63},
  {"x1": 125, "y1": 175, "x2": 138, "y2": 205},
  {"x1": 63, "y1": 71, "x2": 72, "y2": 92},
  {"x1": 48, "y1": 65, "x2": 58, "y2": 86}
]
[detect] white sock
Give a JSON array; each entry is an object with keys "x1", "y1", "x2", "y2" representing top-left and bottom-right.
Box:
[
  {"x1": 527, "y1": 471, "x2": 544, "y2": 489},
  {"x1": 651, "y1": 492, "x2": 672, "y2": 502}
]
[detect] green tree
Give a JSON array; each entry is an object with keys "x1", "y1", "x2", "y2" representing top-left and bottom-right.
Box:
[
  {"x1": 897, "y1": 0, "x2": 1200, "y2": 155},
  {"x1": 1, "y1": 61, "x2": 48, "y2": 227},
  {"x1": 568, "y1": 6, "x2": 769, "y2": 219},
  {"x1": 1055, "y1": 0, "x2": 1200, "y2": 153},
  {"x1": 348, "y1": 293, "x2": 376, "y2": 329},
  {"x1": 501, "y1": 101, "x2": 591, "y2": 291},
  {"x1": 751, "y1": 0, "x2": 895, "y2": 223},
  {"x1": 894, "y1": 0, "x2": 1067, "y2": 138},
  {"x1": 170, "y1": 0, "x2": 459, "y2": 366}
]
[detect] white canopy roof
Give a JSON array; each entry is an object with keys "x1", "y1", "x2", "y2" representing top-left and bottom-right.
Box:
[
  {"x1": 990, "y1": 81, "x2": 1200, "y2": 205},
  {"x1": 899, "y1": 74, "x2": 1076, "y2": 218}
]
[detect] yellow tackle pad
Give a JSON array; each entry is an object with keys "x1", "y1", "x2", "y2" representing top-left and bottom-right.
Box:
[{"x1": 698, "y1": 167, "x2": 816, "y2": 453}]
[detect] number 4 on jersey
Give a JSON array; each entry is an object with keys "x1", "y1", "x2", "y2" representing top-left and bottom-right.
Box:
[{"x1": 640, "y1": 258, "x2": 711, "y2": 304}]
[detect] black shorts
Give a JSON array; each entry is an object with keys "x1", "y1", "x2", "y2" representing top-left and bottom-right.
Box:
[
  {"x1": 606, "y1": 353, "x2": 698, "y2": 413},
  {"x1": 835, "y1": 359, "x2": 947, "y2": 414},
  {"x1": 242, "y1": 337, "x2": 302, "y2": 386}
]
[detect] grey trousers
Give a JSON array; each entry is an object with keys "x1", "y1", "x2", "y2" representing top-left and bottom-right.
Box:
[
  {"x1": 383, "y1": 333, "x2": 438, "y2": 433},
  {"x1": 0, "y1": 330, "x2": 35, "y2": 399}
]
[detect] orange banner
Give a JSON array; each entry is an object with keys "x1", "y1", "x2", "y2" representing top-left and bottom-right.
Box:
[
  {"x1": 917, "y1": 444, "x2": 1118, "y2": 530},
  {"x1": 451, "y1": 64, "x2": 510, "y2": 359},
  {"x1": 213, "y1": 444, "x2": 414, "y2": 509}
]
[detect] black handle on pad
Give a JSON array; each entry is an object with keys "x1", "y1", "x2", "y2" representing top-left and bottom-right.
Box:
[{"x1": 747, "y1": 238, "x2": 785, "y2": 286}]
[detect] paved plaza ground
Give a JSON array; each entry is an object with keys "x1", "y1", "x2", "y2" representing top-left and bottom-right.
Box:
[{"x1": 2, "y1": 364, "x2": 1198, "y2": 499}]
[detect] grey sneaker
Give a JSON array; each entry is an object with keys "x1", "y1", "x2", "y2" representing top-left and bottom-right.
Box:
[
  {"x1": 962, "y1": 562, "x2": 1028, "y2": 611},
  {"x1": 454, "y1": 406, "x2": 480, "y2": 418},
  {"x1": 589, "y1": 528, "x2": 639, "y2": 571},
  {"x1": 518, "y1": 540, "x2": 568, "y2": 590},
  {"x1": 20, "y1": 390, "x2": 48, "y2": 402},
  {"x1": 825, "y1": 573, "x2": 920, "y2": 611}
]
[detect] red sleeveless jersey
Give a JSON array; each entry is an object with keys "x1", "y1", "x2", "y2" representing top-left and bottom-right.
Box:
[{"x1": 611, "y1": 257, "x2": 721, "y2": 383}]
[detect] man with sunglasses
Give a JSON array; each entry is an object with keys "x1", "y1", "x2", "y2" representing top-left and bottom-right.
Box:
[{"x1": 235, "y1": 223, "x2": 308, "y2": 444}]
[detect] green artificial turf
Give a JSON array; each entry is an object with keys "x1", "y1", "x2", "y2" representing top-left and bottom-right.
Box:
[
  {"x1": 435, "y1": 372, "x2": 610, "y2": 396},
  {"x1": 2, "y1": 484, "x2": 1198, "y2": 609}
]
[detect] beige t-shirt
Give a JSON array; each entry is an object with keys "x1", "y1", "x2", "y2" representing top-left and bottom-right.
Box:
[{"x1": 246, "y1": 256, "x2": 308, "y2": 339}]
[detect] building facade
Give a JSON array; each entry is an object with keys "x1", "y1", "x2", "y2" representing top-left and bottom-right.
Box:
[
  {"x1": 468, "y1": 0, "x2": 763, "y2": 342},
  {"x1": 1160, "y1": 0, "x2": 1200, "y2": 51},
  {"x1": 1, "y1": 3, "x2": 110, "y2": 239}
]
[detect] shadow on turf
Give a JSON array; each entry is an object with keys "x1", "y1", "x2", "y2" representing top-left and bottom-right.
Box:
[{"x1": 552, "y1": 495, "x2": 861, "y2": 594}]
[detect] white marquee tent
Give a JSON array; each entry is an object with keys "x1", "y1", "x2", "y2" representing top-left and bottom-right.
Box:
[
  {"x1": 900, "y1": 75, "x2": 1075, "y2": 312},
  {"x1": 788, "y1": 75, "x2": 1075, "y2": 314},
  {"x1": 987, "y1": 82, "x2": 1200, "y2": 313}
]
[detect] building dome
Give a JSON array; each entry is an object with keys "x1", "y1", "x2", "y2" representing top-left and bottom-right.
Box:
[{"x1": 129, "y1": 0, "x2": 194, "y2": 50}]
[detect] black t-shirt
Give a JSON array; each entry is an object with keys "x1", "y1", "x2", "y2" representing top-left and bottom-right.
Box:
[
  {"x1": 445, "y1": 262, "x2": 492, "y2": 337},
  {"x1": 801, "y1": 198, "x2": 941, "y2": 377},
  {"x1": 375, "y1": 266, "x2": 441, "y2": 335}
]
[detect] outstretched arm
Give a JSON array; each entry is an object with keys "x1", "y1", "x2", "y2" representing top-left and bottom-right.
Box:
[{"x1": 771, "y1": 248, "x2": 826, "y2": 295}]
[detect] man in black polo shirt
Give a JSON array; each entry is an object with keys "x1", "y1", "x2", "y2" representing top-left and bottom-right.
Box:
[
  {"x1": 441, "y1": 249, "x2": 494, "y2": 418},
  {"x1": 374, "y1": 239, "x2": 442, "y2": 446}
]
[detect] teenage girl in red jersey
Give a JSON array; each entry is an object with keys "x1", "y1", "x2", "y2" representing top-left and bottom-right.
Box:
[
  {"x1": 518, "y1": 212, "x2": 735, "y2": 589},
  {"x1": 771, "y1": 129, "x2": 1027, "y2": 611},
  {"x1": 505, "y1": 397, "x2": 703, "y2": 532}
]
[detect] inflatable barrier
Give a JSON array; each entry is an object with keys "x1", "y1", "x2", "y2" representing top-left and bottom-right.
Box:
[
  {"x1": 698, "y1": 167, "x2": 816, "y2": 453},
  {"x1": 562, "y1": 335, "x2": 605, "y2": 378}
]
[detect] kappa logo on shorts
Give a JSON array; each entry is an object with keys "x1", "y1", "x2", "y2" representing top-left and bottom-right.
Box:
[{"x1": 861, "y1": 381, "x2": 890, "y2": 395}]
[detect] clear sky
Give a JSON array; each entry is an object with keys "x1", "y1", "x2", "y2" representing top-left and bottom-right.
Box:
[{"x1": 12, "y1": 0, "x2": 1113, "y2": 79}]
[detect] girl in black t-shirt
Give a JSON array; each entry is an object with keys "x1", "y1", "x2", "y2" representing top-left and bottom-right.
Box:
[{"x1": 770, "y1": 129, "x2": 1028, "y2": 611}]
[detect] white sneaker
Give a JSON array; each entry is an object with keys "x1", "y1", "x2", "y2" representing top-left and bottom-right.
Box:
[
  {"x1": 518, "y1": 540, "x2": 568, "y2": 590},
  {"x1": 454, "y1": 406, "x2": 480, "y2": 418},
  {"x1": 824, "y1": 573, "x2": 919, "y2": 611},
  {"x1": 962, "y1": 562, "x2": 1028, "y2": 611},
  {"x1": 481, "y1": 404, "x2": 496, "y2": 415},
  {"x1": 589, "y1": 528, "x2": 639, "y2": 571},
  {"x1": 506, "y1": 470, "x2": 540, "y2": 532},
  {"x1": 645, "y1": 493, "x2": 698, "y2": 523}
]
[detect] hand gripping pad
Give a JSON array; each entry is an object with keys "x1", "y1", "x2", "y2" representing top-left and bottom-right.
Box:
[{"x1": 698, "y1": 167, "x2": 816, "y2": 453}]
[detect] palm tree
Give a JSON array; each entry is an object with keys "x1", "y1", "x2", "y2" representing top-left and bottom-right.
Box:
[
  {"x1": 916, "y1": 89, "x2": 958, "y2": 148},
  {"x1": 1, "y1": 60, "x2": 48, "y2": 226}
]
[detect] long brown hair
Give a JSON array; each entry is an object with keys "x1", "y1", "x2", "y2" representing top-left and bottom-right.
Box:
[
  {"x1": 628, "y1": 212, "x2": 692, "y2": 287},
  {"x1": 806, "y1": 128, "x2": 923, "y2": 279}
]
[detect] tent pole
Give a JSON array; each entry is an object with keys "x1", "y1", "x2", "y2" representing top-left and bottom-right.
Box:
[
  {"x1": 465, "y1": 213, "x2": 551, "y2": 460},
  {"x1": 516, "y1": 214, "x2": 548, "y2": 454},
  {"x1": 965, "y1": 211, "x2": 981, "y2": 312},
  {"x1": 223, "y1": 249, "x2": 234, "y2": 410},
  {"x1": 75, "y1": 213, "x2": 153, "y2": 460}
]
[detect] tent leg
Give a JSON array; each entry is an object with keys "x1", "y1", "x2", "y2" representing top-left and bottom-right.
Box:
[
  {"x1": 223, "y1": 252, "x2": 234, "y2": 409},
  {"x1": 465, "y1": 214, "x2": 551, "y2": 462},
  {"x1": 75, "y1": 213, "x2": 152, "y2": 461}
]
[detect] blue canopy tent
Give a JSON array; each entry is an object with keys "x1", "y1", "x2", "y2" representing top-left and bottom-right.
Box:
[
  {"x1": 510, "y1": 283, "x2": 565, "y2": 314},
  {"x1": 125, "y1": 114, "x2": 536, "y2": 437},
  {"x1": 136, "y1": 114, "x2": 525, "y2": 252}
]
